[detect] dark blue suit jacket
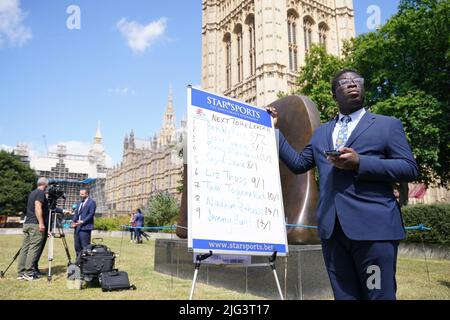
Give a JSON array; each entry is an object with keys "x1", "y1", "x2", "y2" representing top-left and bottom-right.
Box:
[
  {"x1": 279, "y1": 111, "x2": 418, "y2": 241},
  {"x1": 134, "y1": 212, "x2": 144, "y2": 227},
  {"x1": 72, "y1": 198, "x2": 96, "y2": 231}
]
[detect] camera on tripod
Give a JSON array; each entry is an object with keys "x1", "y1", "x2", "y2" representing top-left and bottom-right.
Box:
[
  {"x1": 46, "y1": 184, "x2": 66, "y2": 210},
  {"x1": 44, "y1": 183, "x2": 74, "y2": 281}
]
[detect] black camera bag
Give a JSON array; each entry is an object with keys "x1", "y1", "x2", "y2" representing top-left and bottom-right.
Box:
[
  {"x1": 77, "y1": 244, "x2": 115, "y2": 276},
  {"x1": 100, "y1": 270, "x2": 136, "y2": 292}
]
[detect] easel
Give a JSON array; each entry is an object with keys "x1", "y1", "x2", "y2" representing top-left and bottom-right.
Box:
[
  {"x1": 188, "y1": 251, "x2": 284, "y2": 300},
  {"x1": 189, "y1": 250, "x2": 213, "y2": 300}
]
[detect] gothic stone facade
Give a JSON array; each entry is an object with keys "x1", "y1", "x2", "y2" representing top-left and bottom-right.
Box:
[
  {"x1": 105, "y1": 89, "x2": 184, "y2": 216},
  {"x1": 202, "y1": 0, "x2": 355, "y2": 106}
]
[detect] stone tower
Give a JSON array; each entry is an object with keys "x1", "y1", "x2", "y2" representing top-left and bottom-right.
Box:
[
  {"x1": 89, "y1": 121, "x2": 106, "y2": 168},
  {"x1": 158, "y1": 85, "x2": 176, "y2": 148},
  {"x1": 201, "y1": 0, "x2": 355, "y2": 106}
]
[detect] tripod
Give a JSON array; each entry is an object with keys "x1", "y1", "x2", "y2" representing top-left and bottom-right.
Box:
[
  {"x1": 0, "y1": 248, "x2": 21, "y2": 278},
  {"x1": 47, "y1": 209, "x2": 73, "y2": 281},
  {"x1": 0, "y1": 209, "x2": 72, "y2": 279}
]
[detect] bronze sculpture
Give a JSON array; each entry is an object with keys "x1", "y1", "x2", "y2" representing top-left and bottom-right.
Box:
[{"x1": 176, "y1": 95, "x2": 321, "y2": 244}]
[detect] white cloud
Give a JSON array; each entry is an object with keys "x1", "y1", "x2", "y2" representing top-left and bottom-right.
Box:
[
  {"x1": 108, "y1": 87, "x2": 136, "y2": 96},
  {"x1": 1, "y1": 140, "x2": 114, "y2": 167},
  {"x1": 0, "y1": 0, "x2": 32, "y2": 48},
  {"x1": 49, "y1": 141, "x2": 114, "y2": 167},
  {"x1": 48, "y1": 141, "x2": 91, "y2": 155},
  {"x1": 117, "y1": 17, "x2": 167, "y2": 54},
  {"x1": 0, "y1": 144, "x2": 14, "y2": 152},
  {"x1": 104, "y1": 154, "x2": 114, "y2": 168},
  {"x1": 1, "y1": 142, "x2": 39, "y2": 159}
]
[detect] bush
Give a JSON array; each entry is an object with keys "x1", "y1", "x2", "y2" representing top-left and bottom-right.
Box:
[
  {"x1": 94, "y1": 216, "x2": 130, "y2": 231},
  {"x1": 0, "y1": 151, "x2": 36, "y2": 216},
  {"x1": 402, "y1": 203, "x2": 450, "y2": 245},
  {"x1": 144, "y1": 192, "x2": 179, "y2": 229}
]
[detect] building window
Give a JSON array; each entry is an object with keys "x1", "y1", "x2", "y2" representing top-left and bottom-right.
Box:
[
  {"x1": 288, "y1": 10, "x2": 299, "y2": 72},
  {"x1": 246, "y1": 15, "x2": 256, "y2": 76},
  {"x1": 304, "y1": 16, "x2": 315, "y2": 53},
  {"x1": 319, "y1": 22, "x2": 329, "y2": 52},
  {"x1": 224, "y1": 33, "x2": 232, "y2": 89},
  {"x1": 235, "y1": 24, "x2": 243, "y2": 83}
]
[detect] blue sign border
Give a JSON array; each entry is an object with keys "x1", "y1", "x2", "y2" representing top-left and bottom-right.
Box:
[
  {"x1": 190, "y1": 87, "x2": 272, "y2": 127},
  {"x1": 193, "y1": 238, "x2": 287, "y2": 254}
]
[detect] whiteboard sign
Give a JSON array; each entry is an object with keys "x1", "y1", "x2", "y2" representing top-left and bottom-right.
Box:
[{"x1": 187, "y1": 87, "x2": 288, "y2": 256}]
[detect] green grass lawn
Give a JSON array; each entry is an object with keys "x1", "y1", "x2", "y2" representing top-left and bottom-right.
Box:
[
  {"x1": 0, "y1": 234, "x2": 448, "y2": 300},
  {"x1": 396, "y1": 255, "x2": 450, "y2": 300},
  {"x1": 0, "y1": 234, "x2": 261, "y2": 300}
]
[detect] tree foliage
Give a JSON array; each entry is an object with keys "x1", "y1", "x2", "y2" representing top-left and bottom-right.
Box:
[
  {"x1": 349, "y1": 0, "x2": 449, "y2": 107},
  {"x1": 371, "y1": 91, "x2": 443, "y2": 186},
  {"x1": 295, "y1": 0, "x2": 449, "y2": 187},
  {"x1": 144, "y1": 191, "x2": 179, "y2": 227},
  {"x1": 0, "y1": 151, "x2": 36, "y2": 216},
  {"x1": 295, "y1": 45, "x2": 348, "y2": 122}
]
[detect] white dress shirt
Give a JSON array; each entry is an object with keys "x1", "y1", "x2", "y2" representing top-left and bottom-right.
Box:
[
  {"x1": 77, "y1": 198, "x2": 89, "y2": 222},
  {"x1": 332, "y1": 107, "x2": 366, "y2": 150}
]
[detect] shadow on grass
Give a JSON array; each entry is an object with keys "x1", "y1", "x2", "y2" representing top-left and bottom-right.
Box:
[
  {"x1": 438, "y1": 280, "x2": 450, "y2": 289},
  {"x1": 41, "y1": 265, "x2": 68, "y2": 277}
]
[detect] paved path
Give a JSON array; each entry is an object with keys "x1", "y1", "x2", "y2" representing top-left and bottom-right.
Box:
[
  {"x1": 0, "y1": 228, "x2": 179, "y2": 240},
  {"x1": 2, "y1": 228, "x2": 448, "y2": 259}
]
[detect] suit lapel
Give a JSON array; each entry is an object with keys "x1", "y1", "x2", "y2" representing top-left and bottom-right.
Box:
[{"x1": 345, "y1": 111, "x2": 376, "y2": 148}]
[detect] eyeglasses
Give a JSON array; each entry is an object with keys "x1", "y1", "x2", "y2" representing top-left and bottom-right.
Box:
[{"x1": 338, "y1": 77, "x2": 364, "y2": 87}]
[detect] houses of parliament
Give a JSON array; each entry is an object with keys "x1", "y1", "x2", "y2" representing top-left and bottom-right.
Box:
[
  {"x1": 105, "y1": 0, "x2": 355, "y2": 214},
  {"x1": 201, "y1": 0, "x2": 355, "y2": 106},
  {"x1": 106, "y1": 0, "x2": 356, "y2": 215},
  {"x1": 103, "y1": 0, "x2": 448, "y2": 215},
  {"x1": 104, "y1": 88, "x2": 185, "y2": 215}
]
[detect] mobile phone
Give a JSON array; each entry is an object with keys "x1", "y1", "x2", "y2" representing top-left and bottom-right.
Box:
[{"x1": 325, "y1": 150, "x2": 342, "y2": 157}]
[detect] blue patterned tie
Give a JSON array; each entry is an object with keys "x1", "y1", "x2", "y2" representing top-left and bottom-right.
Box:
[{"x1": 335, "y1": 115, "x2": 352, "y2": 150}]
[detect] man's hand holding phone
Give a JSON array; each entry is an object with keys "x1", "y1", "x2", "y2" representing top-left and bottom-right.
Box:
[
  {"x1": 325, "y1": 150, "x2": 342, "y2": 157},
  {"x1": 326, "y1": 148, "x2": 360, "y2": 171}
]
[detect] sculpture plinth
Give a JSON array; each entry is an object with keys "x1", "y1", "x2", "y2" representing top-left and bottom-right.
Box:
[{"x1": 154, "y1": 239, "x2": 332, "y2": 300}]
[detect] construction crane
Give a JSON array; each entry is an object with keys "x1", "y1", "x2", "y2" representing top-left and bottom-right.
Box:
[{"x1": 42, "y1": 135, "x2": 49, "y2": 156}]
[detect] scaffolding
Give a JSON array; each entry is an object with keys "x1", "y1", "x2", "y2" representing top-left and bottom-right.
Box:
[
  {"x1": 85, "y1": 178, "x2": 108, "y2": 216},
  {"x1": 36, "y1": 159, "x2": 88, "y2": 209}
]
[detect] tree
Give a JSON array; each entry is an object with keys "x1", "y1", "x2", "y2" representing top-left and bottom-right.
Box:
[
  {"x1": 293, "y1": 0, "x2": 449, "y2": 203},
  {"x1": 348, "y1": 0, "x2": 450, "y2": 188},
  {"x1": 295, "y1": 45, "x2": 349, "y2": 123},
  {"x1": 371, "y1": 90, "x2": 443, "y2": 187},
  {"x1": 144, "y1": 191, "x2": 179, "y2": 227},
  {"x1": 0, "y1": 151, "x2": 36, "y2": 216}
]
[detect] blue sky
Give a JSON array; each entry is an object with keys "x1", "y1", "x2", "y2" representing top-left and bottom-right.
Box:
[{"x1": 0, "y1": 0, "x2": 399, "y2": 165}]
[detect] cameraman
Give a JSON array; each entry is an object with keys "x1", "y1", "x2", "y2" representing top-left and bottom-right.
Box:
[
  {"x1": 33, "y1": 191, "x2": 70, "y2": 276},
  {"x1": 71, "y1": 188, "x2": 96, "y2": 256},
  {"x1": 17, "y1": 177, "x2": 48, "y2": 281}
]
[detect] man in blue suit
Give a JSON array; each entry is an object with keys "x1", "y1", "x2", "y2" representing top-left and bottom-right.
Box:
[
  {"x1": 133, "y1": 209, "x2": 145, "y2": 243},
  {"x1": 71, "y1": 188, "x2": 96, "y2": 256},
  {"x1": 267, "y1": 69, "x2": 418, "y2": 300}
]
